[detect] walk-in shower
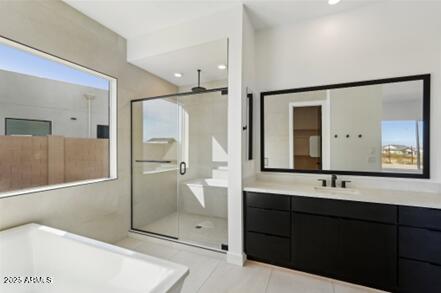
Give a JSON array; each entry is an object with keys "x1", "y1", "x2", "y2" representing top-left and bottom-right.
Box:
[{"x1": 131, "y1": 87, "x2": 228, "y2": 251}]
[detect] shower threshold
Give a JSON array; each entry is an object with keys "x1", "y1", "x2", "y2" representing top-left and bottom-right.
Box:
[{"x1": 131, "y1": 212, "x2": 228, "y2": 253}]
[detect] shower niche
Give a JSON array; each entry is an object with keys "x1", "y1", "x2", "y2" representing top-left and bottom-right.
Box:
[{"x1": 130, "y1": 39, "x2": 229, "y2": 250}]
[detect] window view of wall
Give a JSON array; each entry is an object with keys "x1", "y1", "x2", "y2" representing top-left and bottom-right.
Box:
[{"x1": 0, "y1": 39, "x2": 114, "y2": 194}]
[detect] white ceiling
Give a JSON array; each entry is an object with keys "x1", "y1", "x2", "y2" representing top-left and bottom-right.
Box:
[
  {"x1": 133, "y1": 39, "x2": 228, "y2": 86},
  {"x1": 63, "y1": 0, "x2": 384, "y2": 86},
  {"x1": 64, "y1": 0, "x2": 383, "y2": 39},
  {"x1": 64, "y1": 0, "x2": 238, "y2": 39},
  {"x1": 245, "y1": 0, "x2": 385, "y2": 30}
]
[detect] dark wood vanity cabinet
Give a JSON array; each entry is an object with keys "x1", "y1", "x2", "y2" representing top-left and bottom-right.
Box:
[
  {"x1": 291, "y1": 213, "x2": 339, "y2": 275},
  {"x1": 291, "y1": 196, "x2": 397, "y2": 291},
  {"x1": 244, "y1": 192, "x2": 291, "y2": 264},
  {"x1": 338, "y1": 219, "x2": 396, "y2": 289},
  {"x1": 244, "y1": 191, "x2": 441, "y2": 292},
  {"x1": 398, "y1": 206, "x2": 441, "y2": 293},
  {"x1": 292, "y1": 215, "x2": 396, "y2": 289}
]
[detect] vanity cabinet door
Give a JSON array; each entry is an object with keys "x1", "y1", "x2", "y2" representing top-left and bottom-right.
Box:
[
  {"x1": 399, "y1": 258, "x2": 441, "y2": 293},
  {"x1": 399, "y1": 226, "x2": 441, "y2": 265},
  {"x1": 399, "y1": 206, "x2": 441, "y2": 230},
  {"x1": 246, "y1": 192, "x2": 290, "y2": 211},
  {"x1": 292, "y1": 197, "x2": 397, "y2": 224},
  {"x1": 246, "y1": 232, "x2": 290, "y2": 263},
  {"x1": 247, "y1": 207, "x2": 290, "y2": 237},
  {"x1": 291, "y1": 213, "x2": 339, "y2": 276},
  {"x1": 339, "y1": 219, "x2": 397, "y2": 291}
]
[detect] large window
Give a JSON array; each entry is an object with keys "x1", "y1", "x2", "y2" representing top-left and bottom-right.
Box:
[{"x1": 0, "y1": 37, "x2": 117, "y2": 197}]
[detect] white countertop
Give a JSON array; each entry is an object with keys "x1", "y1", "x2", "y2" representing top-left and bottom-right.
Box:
[{"x1": 244, "y1": 180, "x2": 441, "y2": 209}]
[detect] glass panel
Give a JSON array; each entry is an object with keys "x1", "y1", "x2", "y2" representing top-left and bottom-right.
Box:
[
  {"x1": 131, "y1": 89, "x2": 228, "y2": 249},
  {"x1": 131, "y1": 98, "x2": 179, "y2": 238},
  {"x1": 177, "y1": 90, "x2": 228, "y2": 249}
]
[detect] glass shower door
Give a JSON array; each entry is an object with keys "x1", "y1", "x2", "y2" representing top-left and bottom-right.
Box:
[
  {"x1": 176, "y1": 91, "x2": 229, "y2": 249},
  {"x1": 131, "y1": 97, "x2": 180, "y2": 238},
  {"x1": 131, "y1": 89, "x2": 228, "y2": 250}
]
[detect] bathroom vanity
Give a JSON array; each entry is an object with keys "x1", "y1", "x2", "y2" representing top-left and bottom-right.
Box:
[
  {"x1": 243, "y1": 182, "x2": 441, "y2": 292},
  {"x1": 251, "y1": 74, "x2": 438, "y2": 291}
]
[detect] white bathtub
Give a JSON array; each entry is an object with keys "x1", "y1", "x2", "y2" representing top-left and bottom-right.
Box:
[{"x1": 0, "y1": 224, "x2": 188, "y2": 293}]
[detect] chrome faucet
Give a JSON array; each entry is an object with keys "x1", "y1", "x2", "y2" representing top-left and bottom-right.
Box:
[{"x1": 331, "y1": 174, "x2": 337, "y2": 188}]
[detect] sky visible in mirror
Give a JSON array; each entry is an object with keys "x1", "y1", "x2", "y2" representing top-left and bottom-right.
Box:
[{"x1": 382, "y1": 120, "x2": 423, "y2": 148}]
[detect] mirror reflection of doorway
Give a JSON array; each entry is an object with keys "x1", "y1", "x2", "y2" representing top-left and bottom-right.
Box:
[{"x1": 292, "y1": 106, "x2": 322, "y2": 170}]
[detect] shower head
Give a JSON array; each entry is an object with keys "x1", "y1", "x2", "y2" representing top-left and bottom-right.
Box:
[{"x1": 191, "y1": 69, "x2": 206, "y2": 92}]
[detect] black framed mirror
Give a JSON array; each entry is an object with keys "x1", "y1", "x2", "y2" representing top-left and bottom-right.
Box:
[{"x1": 261, "y1": 74, "x2": 430, "y2": 178}]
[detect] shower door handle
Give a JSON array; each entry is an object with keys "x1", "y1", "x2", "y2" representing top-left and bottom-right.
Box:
[{"x1": 179, "y1": 162, "x2": 187, "y2": 175}]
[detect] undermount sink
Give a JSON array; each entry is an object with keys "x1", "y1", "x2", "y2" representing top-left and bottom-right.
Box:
[{"x1": 314, "y1": 186, "x2": 360, "y2": 196}]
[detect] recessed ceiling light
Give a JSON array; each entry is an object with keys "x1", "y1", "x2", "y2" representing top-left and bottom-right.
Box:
[
  {"x1": 217, "y1": 64, "x2": 227, "y2": 70},
  {"x1": 328, "y1": 0, "x2": 341, "y2": 5},
  {"x1": 174, "y1": 73, "x2": 183, "y2": 78}
]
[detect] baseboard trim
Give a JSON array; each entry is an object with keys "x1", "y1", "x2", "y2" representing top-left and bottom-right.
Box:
[{"x1": 227, "y1": 251, "x2": 247, "y2": 266}]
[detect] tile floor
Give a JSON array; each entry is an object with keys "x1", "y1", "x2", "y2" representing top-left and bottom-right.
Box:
[
  {"x1": 140, "y1": 212, "x2": 228, "y2": 250},
  {"x1": 116, "y1": 236, "x2": 386, "y2": 293}
]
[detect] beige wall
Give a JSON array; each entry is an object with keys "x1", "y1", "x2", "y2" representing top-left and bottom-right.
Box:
[{"x1": 0, "y1": 0, "x2": 177, "y2": 243}]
